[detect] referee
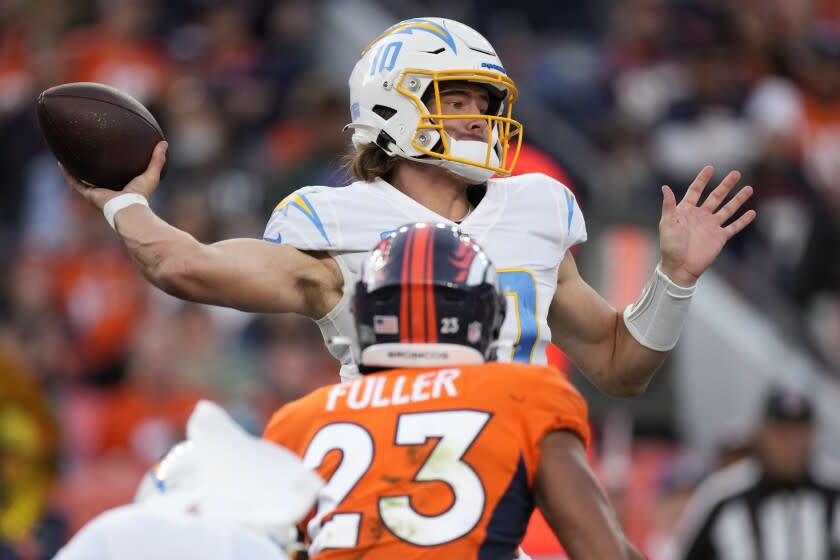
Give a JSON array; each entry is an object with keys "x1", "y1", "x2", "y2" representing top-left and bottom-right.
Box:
[{"x1": 675, "y1": 386, "x2": 840, "y2": 560}]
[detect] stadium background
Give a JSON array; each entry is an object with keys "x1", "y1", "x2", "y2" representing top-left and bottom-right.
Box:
[{"x1": 1, "y1": 0, "x2": 839, "y2": 558}]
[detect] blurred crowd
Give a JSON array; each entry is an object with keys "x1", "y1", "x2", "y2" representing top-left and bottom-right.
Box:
[{"x1": 1, "y1": 0, "x2": 840, "y2": 558}]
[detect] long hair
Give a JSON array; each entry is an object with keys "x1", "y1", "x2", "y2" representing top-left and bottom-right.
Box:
[{"x1": 342, "y1": 142, "x2": 398, "y2": 183}]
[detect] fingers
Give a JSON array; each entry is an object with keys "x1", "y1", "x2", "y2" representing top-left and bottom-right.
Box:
[
  {"x1": 716, "y1": 185, "x2": 754, "y2": 224},
  {"x1": 123, "y1": 140, "x2": 168, "y2": 198},
  {"x1": 58, "y1": 163, "x2": 87, "y2": 195},
  {"x1": 661, "y1": 185, "x2": 677, "y2": 215},
  {"x1": 682, "y1": 166, "x2": 714, "y2": 206},
  {"x1": 723, "y1": 209, "x2": 757, "y2": 239},
  {"x1": 701, "y1": 170, "x2": 741, "y2": 212},
  {"x1": 144, "y1": 141, "x2": 168, "y2": 182},
  {"x1": 58, "y1": 162, "x2": 116, "y2": 210}
]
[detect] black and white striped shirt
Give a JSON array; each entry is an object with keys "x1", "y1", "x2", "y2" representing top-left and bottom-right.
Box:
[{"x1": 676, "y1": 459, "x2": 840, "y2": 560}]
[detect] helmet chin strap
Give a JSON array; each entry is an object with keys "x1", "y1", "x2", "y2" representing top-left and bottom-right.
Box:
[
  {"x1": 439, "y1": 137, "x2": 500, "y2": 183},
  {"x1": 408, "y1": 131, "x2": 502, "y2": 184}
]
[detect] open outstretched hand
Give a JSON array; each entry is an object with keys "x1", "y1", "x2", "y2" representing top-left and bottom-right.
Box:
[{"x1": 658, "y1": 166, "x2": 756, "y2": 287}]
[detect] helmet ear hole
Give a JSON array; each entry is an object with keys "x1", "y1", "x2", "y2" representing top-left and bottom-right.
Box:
[{"x1": 373, "y1": 105, "x2": 397, "y2": 120}]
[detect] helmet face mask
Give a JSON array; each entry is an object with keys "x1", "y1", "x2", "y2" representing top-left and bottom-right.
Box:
[
  {"x1": 347, "y1": 18, "x2": 524, "y2": 183},
  {"x1": 354, "y1": 223, "x2": 506, "y2": 371}
]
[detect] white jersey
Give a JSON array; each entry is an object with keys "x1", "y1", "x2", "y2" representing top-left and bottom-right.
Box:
[
  {"x1": 263, "y1": 173, "x2": 587, "y2": 380},
  {"x1": 53, "y1": 505, "x2": 288, "y2": 560}
]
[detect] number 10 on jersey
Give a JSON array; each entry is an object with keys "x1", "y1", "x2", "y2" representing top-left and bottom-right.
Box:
[{"x1": 498, "y1": 269, "x2": 539, "y2": 364}]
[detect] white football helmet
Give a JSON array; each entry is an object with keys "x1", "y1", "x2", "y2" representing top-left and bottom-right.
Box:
[
  {"x1": 133, "y1": 400, "x2": 322, "y2": 547},
  {"x1": 347, "y1": 17, "x2": 524, "y2": 183},
  {"x1": 134, "y1": 441, "x2": 200, "y2": 506}
]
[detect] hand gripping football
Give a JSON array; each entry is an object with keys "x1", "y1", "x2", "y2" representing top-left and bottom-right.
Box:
[{"x1": 36, "y1": 82, "x2": 166, "y2": 190}]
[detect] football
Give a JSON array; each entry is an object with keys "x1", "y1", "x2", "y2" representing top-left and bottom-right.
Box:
[{"x1": 36, "y1": 82, "x2": 166, "y2": 190}]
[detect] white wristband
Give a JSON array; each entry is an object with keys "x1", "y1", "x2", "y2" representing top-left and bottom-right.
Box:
[
  {"x1": 622, "y1": 265, "x2": 696, "y2": 352},
  {"x1": 103, "y1": 193, "x2": 149, "y2": 231}
]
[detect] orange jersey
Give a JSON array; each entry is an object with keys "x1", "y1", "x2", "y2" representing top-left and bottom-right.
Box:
[{"x1": 263, "y1": 362, "x2": 589, "y2": 559}]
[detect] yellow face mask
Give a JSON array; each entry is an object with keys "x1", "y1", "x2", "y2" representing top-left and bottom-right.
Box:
[
  {"x1": 351, "y1": 18, "x2": 524, "y2": 180},
  {"x1": 394, "y1": 69, "x2": 524, "y2": 176}
]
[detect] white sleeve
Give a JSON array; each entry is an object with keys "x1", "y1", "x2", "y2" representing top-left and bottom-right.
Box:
[
  {"x1": 562, "y1": 186, "x2": 587, "y2": 252},
  {"x1": 262, "y1": 186, "x2": 339, "y2": 251},
  {"x1": 53, "y1": 507, "x2": 290, "y2": 560},
  {"x1": 53, "y1": 514, "x2": 111, "y2": 560},
  {"x1": 543, "y1": 175, "x2": 587, "y2": 254}
]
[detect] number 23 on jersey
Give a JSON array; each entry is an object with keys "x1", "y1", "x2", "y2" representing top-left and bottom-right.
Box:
[{"x1": 302, "y1": 410, "x2": 490, "y2": 553}]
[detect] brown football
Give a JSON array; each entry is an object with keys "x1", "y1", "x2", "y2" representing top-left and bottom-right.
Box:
[{"x1": 36, "y1": 82, "x2": 166, "y2": 190}]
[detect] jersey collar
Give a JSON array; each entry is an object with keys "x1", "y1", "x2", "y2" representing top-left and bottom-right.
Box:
[{"x1": 369, "y1": 177, "x2": 505, "y2": 236}]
